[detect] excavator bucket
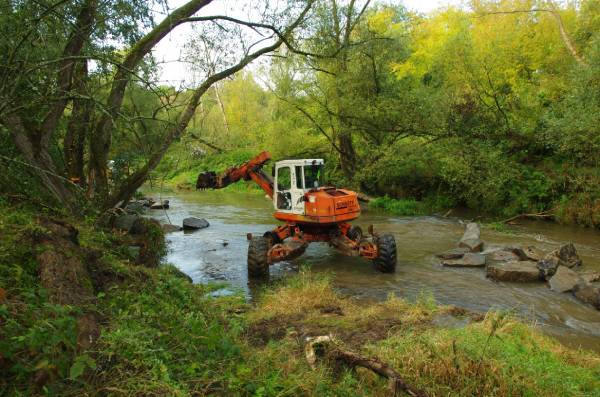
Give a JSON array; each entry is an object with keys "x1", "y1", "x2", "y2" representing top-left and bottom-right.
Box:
[{"x1": 196, "y1": 171, "x2": 218, "y2": 189}]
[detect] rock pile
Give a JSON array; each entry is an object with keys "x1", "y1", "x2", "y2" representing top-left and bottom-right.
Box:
[{"x1": 436, "y1": 222, "x2": 600, "y2": 311}]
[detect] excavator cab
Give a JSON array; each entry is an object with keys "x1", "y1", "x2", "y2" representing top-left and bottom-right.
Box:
[{"x1": 273, "y1": 159, "x2": 324, "y2": 215}]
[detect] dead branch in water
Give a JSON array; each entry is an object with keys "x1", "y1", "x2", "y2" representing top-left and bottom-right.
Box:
[
  {"x1": 502, "y1": 210, "x2": 554, "y2": 224},
  {"x1": 305, "y1": 335, "x2": 428, "y2": 397}
]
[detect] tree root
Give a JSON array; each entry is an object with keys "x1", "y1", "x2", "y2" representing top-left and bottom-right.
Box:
[{"x1": 305, "y1": 335, "x2": 428, "y2": 397}]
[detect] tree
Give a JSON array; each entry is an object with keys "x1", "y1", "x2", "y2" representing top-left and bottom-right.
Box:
[{"x1": 0, "y1": 0, "x2": 315, "y2": 211}]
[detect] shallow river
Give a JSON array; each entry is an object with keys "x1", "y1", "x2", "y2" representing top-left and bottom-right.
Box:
[{"x1": 148, "y1": 190, "x2": 600, "y2": 352}]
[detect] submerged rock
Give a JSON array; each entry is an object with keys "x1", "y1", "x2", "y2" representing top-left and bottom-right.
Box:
[
  {"x1": 150, "y1": 200, "x2": 169, "y2": 209},
  {"x1": 523, "y1": 246, "x2": 545, "y2": 262},
  {"x1": 487, "y1": 261, "x2": 541, "y2": 282},
  {"x1": 486, "y1": 249, "x2": 520, "y2": 264},
  {"x1": 436, "y1": 247, "x2": 468, "y2": 260},
  {"x1": 580, "y1": 272, "x2": 600, "y2": 284},
  {"x1": 548, "y1": 266, "x2": 581, "y2": 293},
  {"x1": 183, "y1": 217, "x2": 210, "y2": 230},
  {"x1": 574, "y1": 282, "x2": 600, "y2": 310},
  {"x1": 442, "y1": 253, "x2": 486, "y2": 267}
]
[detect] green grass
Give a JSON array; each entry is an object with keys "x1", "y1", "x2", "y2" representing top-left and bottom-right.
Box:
[{"x1": 369, "y1": 196, "x2": 428, "y2": 216}]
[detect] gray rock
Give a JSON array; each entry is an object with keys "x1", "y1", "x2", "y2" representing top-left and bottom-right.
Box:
[
  {"x1": 436, "y1": 247, "x2": 469, "y2": 260},
  {"x1": 523, "y1": 246, "x2": 544, "y2": 262},
  {"x1": 150, "y1": 200, "x2": 169, "y2": 209},
  {"x1": 486, "y1": 249, "x2": 520, "y2": 264},
  {"x1": 442, "y1": 253, "x2": 486, "y2": 267},
  {"x1": 537, "y1": 252, "x2": 560, "y2": 280},
  {"x1": 125, "y1": 201, "x2": 145, "y2": 214},
  {"x1": 113, "y1": 214, "x2": 140, "y2": 232},
  {"x1": 537, "y1": 243, "x2": 582, "y2": 280},
  {"x1": 556, "y1": 243, "x2": 582, "y2": 268},
  {"x1": 182, "y1": 217, "x2": 210, "y2": 230},
  {"x1": 487, "y1": 261, "x2": 541, "y2": 282},
  {"x1": 458, "y1": 238, "x2": 484, "y2": 253},
  {"x1": 461, "y1": 222, "x2": 481, "y2": 241},
  {"x1": 548, "y1": 266, "x2": 581, "y2": 293},
  {"x1": 573, "y1": 282, "x2": 600, "y2": 310},
  {"x1": 162, "y1": 223, "x2": 182, "y2": 233},
  {"x1": 140, "y1": 197, "x2": 156, "y2": 207}
]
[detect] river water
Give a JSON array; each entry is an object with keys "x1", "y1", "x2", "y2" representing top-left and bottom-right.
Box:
[{"x1": 148, "y1": 190, "x2": 600, "y2": 352}]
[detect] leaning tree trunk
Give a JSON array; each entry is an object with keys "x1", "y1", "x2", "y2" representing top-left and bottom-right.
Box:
[
  {"x1": 87, "y1": 0, "x2": 214, "y2": 200},
  {"x1": 64, "y1": 61, "x2": 92, "y2": 187}
]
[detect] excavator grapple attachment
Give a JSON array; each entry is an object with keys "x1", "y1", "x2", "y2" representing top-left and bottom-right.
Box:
[{"x1": 196, "y1": 171, "x2": 218, "y2": 189}]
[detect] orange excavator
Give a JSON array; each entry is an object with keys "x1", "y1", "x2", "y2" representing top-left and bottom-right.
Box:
[{"x1": 196, "y1": 151, "x2": 397, "y2": 277}]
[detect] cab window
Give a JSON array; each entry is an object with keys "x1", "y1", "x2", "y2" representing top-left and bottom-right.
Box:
[
  {"x1": 295, "y1": 166, "x2": 304, "y2": 189},
  {"x1": 277, "y1": 166, "x2": 291, "y2": 191},
  {"x1": 304, "y1": 164, "x2": 323, "y2": 189}
]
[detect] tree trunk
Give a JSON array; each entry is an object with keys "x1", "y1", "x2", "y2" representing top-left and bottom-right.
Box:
[
  {"x1": 338, "y1": 130, "x2": 357, "y2": 179},
  {"x1": 64, "y1": 61, "x2": 92, "y2": 187},
  {"x1": 5, "y1": 114, "x2": 77, "y2": 209},
  {"x1": 88, "y1": 0, "x2": 214, "y2": 199}
]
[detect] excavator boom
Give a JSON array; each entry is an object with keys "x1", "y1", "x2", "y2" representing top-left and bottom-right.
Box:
[{"x1": 196, "y1": 151, "x2": 274, "y2": 198}]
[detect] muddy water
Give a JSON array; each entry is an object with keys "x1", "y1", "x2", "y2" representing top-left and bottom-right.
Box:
[{"x1": 148, "y1": 190, "x2": 600, "y2": 352}]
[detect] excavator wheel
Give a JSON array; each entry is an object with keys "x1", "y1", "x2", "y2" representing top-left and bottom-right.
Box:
[
  {"x1": 248, "y1": 236, "x2": 270, "y2": 278},
  {"x1": 263, "y1": 231, "x2": 282, "y2": 245},
  {"x1": 373, "y1": 234, "x2": 397, "y2": 273},
  {"x1": 347, "y1": 225, "x2": 363, "y2": 241}
]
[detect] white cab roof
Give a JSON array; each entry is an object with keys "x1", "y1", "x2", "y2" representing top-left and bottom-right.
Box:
[{"x1": 276, "y1": 159, "x2": 324, "y2": 167}]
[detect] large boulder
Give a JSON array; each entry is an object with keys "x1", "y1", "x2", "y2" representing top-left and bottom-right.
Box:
[
  {"x1": 442, "y1": 253, "x2": 486, "y2": 267},
  {"x1": 113, "y1": 214, "x2": 140, "y2": 233},
  {"x1": 573, "y1": 282, "x2": 600, "y2": 310},
  {"x1": 436, "y1": 247, "x2": 469, "y2": 260},
  {"x1": 537, "y1": 243, "x2": 582, "y2": 280},
  {"x1": 487, "y1": 261, "x2": 541, "y2": 282},
  {"x1": 556, "y1": 243, "x2": 582, "y2": 268},
  {"x1": 548, "y1": 266, "x2": 581, "y2": 293},
  {"x1": 461, "y1": 222, "x2": 480, "y2": 241},
  {"x1": 183, "y1": 217, "x2": 210, "y2": 230},
  {"x1": 125, "y1": 201, "x2": 145, "y2": 214},
  {"x1": 458, "y1": 222, "x2": 483, "y2": 252}
]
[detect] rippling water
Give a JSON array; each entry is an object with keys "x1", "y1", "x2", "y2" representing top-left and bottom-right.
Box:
[{"x1": 147, "y1": 189, "x2": 600, "y2": 352}]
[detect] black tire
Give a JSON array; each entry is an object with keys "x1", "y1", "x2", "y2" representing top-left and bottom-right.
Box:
[
  {"x1": 347, "y1": 225, "x2": 363, "y2": 241},
  {"x1": 374, "y1": 234, "x2": 397, "y2": 273},
  {"x1": 263, "y1": 231, "x2": 282, "y2": 245},
  {"x1": 248, "y1": 236, "x2": 270, "y2": 278}
]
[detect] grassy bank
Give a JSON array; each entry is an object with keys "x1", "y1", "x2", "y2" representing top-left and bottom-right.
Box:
[{"x1": 1, "y1": 200, "x2": 599, "y2": 395}]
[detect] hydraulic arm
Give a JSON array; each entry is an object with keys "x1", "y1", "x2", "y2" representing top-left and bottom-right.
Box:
[{"x1": 196, "y1": 151, "x2": 274, "y2": 198}]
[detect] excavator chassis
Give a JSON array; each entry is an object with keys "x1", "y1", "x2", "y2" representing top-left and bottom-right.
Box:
[{"x1": 247, "y1": 222, "x2": 396, "y2": 277}]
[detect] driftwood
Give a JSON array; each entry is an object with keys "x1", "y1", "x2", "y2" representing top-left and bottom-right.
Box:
[
  {"x1": 305, "y1": 336, "x2": 427, "y2": 397},
  {"x1": 502, "y1": 210, "x2": 554, "y2": 224}
]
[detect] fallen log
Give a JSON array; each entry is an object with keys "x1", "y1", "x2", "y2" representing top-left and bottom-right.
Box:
[
  {"x1": 305, "y1": 335, "x2": 427, "y2": 397},
  {"x1": 501, "y1": 210, "x2": 554, "y2": 224}
]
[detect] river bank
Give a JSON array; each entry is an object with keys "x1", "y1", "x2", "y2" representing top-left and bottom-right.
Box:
[{"x1": 2, "y1": 197, "x2": 600, "y2": 395}]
